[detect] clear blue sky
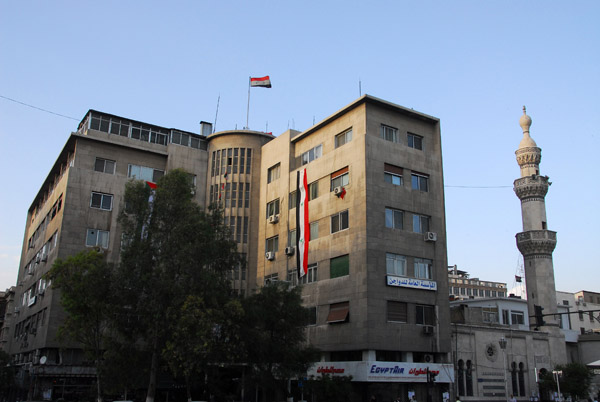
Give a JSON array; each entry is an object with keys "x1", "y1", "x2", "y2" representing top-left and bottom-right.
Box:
[{"x1": 1, "y1": 1, "x2": 599, "y2": 293}]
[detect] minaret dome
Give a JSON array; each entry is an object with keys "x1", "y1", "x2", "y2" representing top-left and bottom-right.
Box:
[{"x1": 518, "y1": 106, "x2": 537, "y2": 149}]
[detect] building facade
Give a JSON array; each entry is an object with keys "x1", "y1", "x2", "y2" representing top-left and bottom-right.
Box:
[
  {"x1": 3, "y1": 96, "x2": 452, "y2": 402},
  {"x1": 448, "y1": 266, "x2": 507, "y2": 301}
]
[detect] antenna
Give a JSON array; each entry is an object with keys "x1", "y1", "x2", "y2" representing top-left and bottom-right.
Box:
[
  {"x1": 213, "y1": 94, "x2": 220, "y2": 133},
  {"x1": 359, "y1": 78, "x2": 362, "y2": 96}
]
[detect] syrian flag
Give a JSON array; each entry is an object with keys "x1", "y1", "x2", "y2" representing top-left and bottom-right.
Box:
[
  {"x1": 250, "y1": 76, "x2": 272, "y2": 88},
  {"x1": 296, "y1": 169, "x2": 309, "y2": 279}
]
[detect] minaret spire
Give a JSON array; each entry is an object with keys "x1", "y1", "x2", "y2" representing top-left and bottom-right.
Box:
[{"x1": 513, "y1": 107, "x2": 558, "y2": 327}]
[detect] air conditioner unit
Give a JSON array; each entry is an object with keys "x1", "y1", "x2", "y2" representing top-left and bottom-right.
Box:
[
  {"x1": 423, "y1": 354, "x2": 434, "y2": 363},
  {"x1": 268, "y1": 214, "x2": 279, "y2": 224},
  {"x1": 333, "y1": 186, "x2": 343, "y2": 196},
  {"x1": 285, "y1": 246, "x2": 295, "y2": 256},
  {"x1": 423, "y1": 325, "x2": 434, "y2": 335},
  {"x1": 265, "y1": 251, "x2": 275, "y2": 261},
  {"x1": 39, "y1": 288, "x2": 45, "y2": 295},
  {"x1": 424, "y1": 232, "x2": 437, "y2": 242}
]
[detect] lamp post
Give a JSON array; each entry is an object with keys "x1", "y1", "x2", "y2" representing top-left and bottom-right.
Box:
[
  {"x1": 552, "y1": 370, "x2": 563, "y2": 402},
  {"x1": 499, "y1": 337, "x2": 509, "y2": 402}
]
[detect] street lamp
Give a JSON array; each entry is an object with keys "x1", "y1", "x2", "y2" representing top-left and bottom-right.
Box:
[
  {"x1": 499, "y1": 337, "x2": 509, "y2": 402},
  {"x1": 552, "y1": 370, "x2": 563, "y2": 402}
]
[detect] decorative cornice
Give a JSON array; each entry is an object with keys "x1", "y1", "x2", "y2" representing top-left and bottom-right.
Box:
[
  {"x1": 515, "y1": 147, "x2": 541, "y2": 167},
  {"x1": 514, "y1": 176, "x2": 550, "y2": 201},
  {"x1": 516, "y1": 230, "x2": 557, "y2": 257}
]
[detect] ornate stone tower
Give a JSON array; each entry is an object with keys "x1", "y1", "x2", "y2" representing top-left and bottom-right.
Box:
[{"x1": 514, "y1": 107, "x2": 560, "y2": 329}]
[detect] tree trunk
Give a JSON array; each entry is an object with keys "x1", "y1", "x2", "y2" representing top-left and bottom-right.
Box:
[
  {"x1": 185, "y1": 374, "x2": 191, "y2": 402},
  {"x1": 145, "y1": 337, "x2": 159, "y2": 402},
  {"x1": 96, "y1": 372, "x2": 103, "y2": 402}
]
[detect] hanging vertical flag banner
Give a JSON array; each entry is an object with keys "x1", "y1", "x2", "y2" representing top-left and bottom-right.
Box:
[
  {"x1": 296, "y1": 169, "x2": 310, "y2": 279},
  {"x1": 250, "y1": 76, "x2": 272, "y2": 88}
]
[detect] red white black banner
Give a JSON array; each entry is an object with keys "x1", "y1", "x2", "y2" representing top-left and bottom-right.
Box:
[
  {"x1": 296, "y1": 169, "x2": 309, "y2": 278},
  {"x1": 250, "y1": 75, "x2": 272, "y2": 88}
]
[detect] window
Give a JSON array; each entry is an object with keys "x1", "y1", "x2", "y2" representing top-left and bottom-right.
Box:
[
  {"x1": 381, "y1": 124, "x2": 399, "y2": 143},
  {"x1": 386, "y1": 253, "x2": 407, "y2": 276},
  {"x1": 94, "y1": 158, "x2": 115, "y2": 174},
  {"x1": 310, "y1": 221, "x2": 319, "y2": 240},
  {"x1": 407, "y1": 133, "x2": 423, "y2": 150},
  {"x1": 300, "y1": 263, "x2": 318, "y2": 284},
  {"x1": 86, "y1": 229, "x2": 109, "y2": 248},
  {"x1": 335, "y1": 129, "x2": 352, "y2": 148},
  {"x1": 387, "y1": 301, "x2": 408, "y2": 323},
  {"x1": 309, "y1": 181, "x2": 319, "y2": 200},
  {"x1": 330, "y1": 254, "x2": 349, "y2": 278},
  {"x1": 327, "y1": 301, "x2": 349, "y2": 323},
  {"x1": 307, "y1": 307, "x2": 317, "y2": 325},
  {"x1": 264, "y1": 273, "x2": 279, "y2": 284},
  {"x1": 413, "y1": 214, "x2": 430, "y2": 233},
  {"x1": 267, "y1": 163, "x2": 280, "y2": 183},
  {"x1": 330, "y1": 167, "x2": 349, "y2": 190},
  {"x1": 414, "y1": 258, "x2": 432, "y2": 279},
  {"x1": 90, "y1": 192, "x2": 113, "y2": 211},
  {"x1": 385, "y1": 208, "x2": 403, "y2": 229},
  {"x1": 301, "y1": 144, "x2": 323, "y2": 165},
  {"x1": 590, "y1": 311, "x2": 594, "y2": 322},
  {"x1": 289, "y1": 191, "x2": 297, "y2": 209},
  {"x1": 384, "y1": 163, "x2": 403, "y2": 186},
  {"x1": 288, "y1": 229, "x2": 296, "y2": 247},
  {"x1": 331, "y1": 210, "x2": 349, "y2": 233},
  {"x1": 502, "y1": 309, "x2": 510, "y2": 325},
  {"x1": 265, "y1": 236, "x2": 279, "y2": 253},
  {"x1": 411, "y1": 173, "x2": 429, "y2": 192},
  {"x1": 578, "y1": 310, "x2": 584, "y2": 321},
  {"x1": 483, "y1": 307, "x2": 499, "y2": 323},
  {"x1": 511, "y1": 311, "x2": 525, "y2": 325},
  {"x1": 416, "y1": 305, "x2": 435, "y2": 325},
  {"x1": 266, "y1": 199, "x2": 280, "y2": 217},
  {"x1": 128, "y1": 164, "x2": 164, "y2": 183}
]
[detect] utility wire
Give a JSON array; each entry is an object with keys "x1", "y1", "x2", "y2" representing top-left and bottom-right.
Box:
[
  {"x1": 445, "y1": 185, "x2": 512, "y2": 189},
  {"x1": 0, "y1": 94, "x2": 78, "y2": 121}
]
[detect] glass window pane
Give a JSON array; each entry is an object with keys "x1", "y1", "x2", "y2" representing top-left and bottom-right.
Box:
[
  {"x1": 101, "y1": 195, "x2": 112, "y2": 210},
  {"x1": 99, "y1": 231, "x2": 109, "y2": 248},
  {"x1": 91, "y1": 193, "x2": 102, "y2": 208},
  {"x1": 86, "y1": 229, "x2": 97, "y2": 246},
  {"x1": 332, "y1": 215, "x2": 339, "y2": 232},
  {"x1": 341, "y1": 211, "x2": 349, "y2": 229},
  {"x1": 394, "y1": 210, "x2": 402, "y2": 229},
  {"x1": 94, "y1": 159, "x2": 105, "y2": 172},
  {"x1": 385, "y1": 209, "x2": 393, "y2": 228},
  {"x1": 105, "y1": 160, "x2": 115, "y2": 173}
]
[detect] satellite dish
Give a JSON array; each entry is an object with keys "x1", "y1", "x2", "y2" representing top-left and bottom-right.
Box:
[{"x1": 40, "y1": 356, "x2": 47, "y2": 365}]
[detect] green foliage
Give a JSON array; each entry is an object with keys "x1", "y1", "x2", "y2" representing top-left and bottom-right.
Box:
[
  {"x1": 242, "y1": 282, "x2": 320, "y2": 398},
  {"x1": 0, "y1": 350, "x2": 15, "y2": 395},
  {"x1": 305, "y1": 374, "x2": 353, "y2": 402},
  {"x1": 116, "y1": 169, "x2": 240, "y2": 400},
  {"x1": 539, "y1": 363, "x2": 593, "y2": 400},
  {"x1": 47, "y1": 249, "x2": 113, "y2": 402}
]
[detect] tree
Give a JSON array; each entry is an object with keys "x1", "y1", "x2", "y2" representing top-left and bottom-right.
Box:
[
  {"x1": 116, "y1": 169, "x2": 239, "y2": 402},
  {"x1": 163, "y1": 295, "x2": 245, "y2": 402},
  {"x1": 47, "y1": 249, "x2": 113, "y2": 402},
  {"x1": 539, "y1": 363, "x2": 594, "y2": 400},
  {"x1": 242, "y1": 282, "x2": 320, "y2": 402},
  {"x1": 0, "y1": 349, "x2": 16, "y2": 398}
]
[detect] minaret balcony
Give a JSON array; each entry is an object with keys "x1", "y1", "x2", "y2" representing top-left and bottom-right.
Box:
[
  {"x1": 514, "y1": 175, "x2": 550, "y2": 201},
  {"x1": 516, "y1": 230, "x2": 557, "y2": 257}
]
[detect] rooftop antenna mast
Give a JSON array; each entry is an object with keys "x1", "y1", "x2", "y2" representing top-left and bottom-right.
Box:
[
  {"x1": 213, "y1": 94, "x2": 220, "y2": 134},
  {"x1": 359, "y1": 78, "x2": 362, "y2": 96}
]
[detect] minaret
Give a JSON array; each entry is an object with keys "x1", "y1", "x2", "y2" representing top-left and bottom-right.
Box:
[{"x1": 514, "y1": 107, "x2": 560, "y2": 329}]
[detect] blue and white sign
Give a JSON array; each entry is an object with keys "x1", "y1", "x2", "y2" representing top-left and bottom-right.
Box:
[{"x1": 387, "y1": 275, "x2": 437, "y2": 291}]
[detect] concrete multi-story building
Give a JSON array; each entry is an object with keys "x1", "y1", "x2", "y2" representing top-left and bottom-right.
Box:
[
  {"x1": 254, "y1": 96, "x2": 452, "y2": 401},
  {"x1": 447, "y1": 265, "x2": 507, "y2": 301},
  {"x1": 4, "y1": 95, "x2": 452, "y2": 402}
]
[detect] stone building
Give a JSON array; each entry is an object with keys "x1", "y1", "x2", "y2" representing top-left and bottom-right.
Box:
[
  {"x1": 3, "y1": 96, "x2": 452, "y2": 401},
  {"x1": 447, "y1": 265, "x2": 507, "y2": 301}
]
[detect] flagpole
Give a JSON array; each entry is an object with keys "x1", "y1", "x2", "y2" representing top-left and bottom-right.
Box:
[{"x1": 246, "y1": 76, "x2": 251, "y2": 130}]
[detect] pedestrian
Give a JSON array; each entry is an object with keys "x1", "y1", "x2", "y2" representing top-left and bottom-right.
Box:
[
  {"x1": 456, "y1": 398, "x2": 461, "y2": 402},
  {"x1": 511, "y1": 395, "x2": 517, "y2": 402}
]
